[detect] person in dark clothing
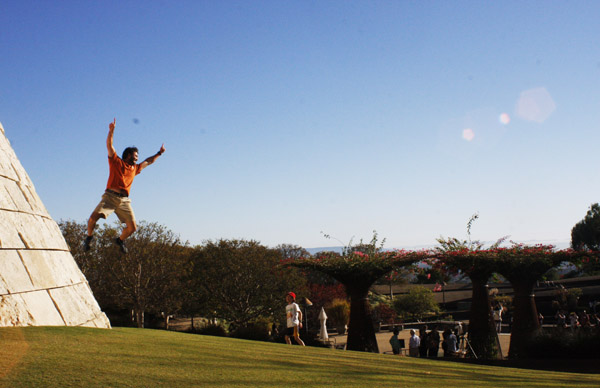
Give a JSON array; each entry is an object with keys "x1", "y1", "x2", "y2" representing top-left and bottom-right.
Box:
[
  {"x1": 419, "y1": 326, "x2": 429, "y2": 357},
  {"x1": 428, "y1": 325, "x2": 440, "y2": 358}
]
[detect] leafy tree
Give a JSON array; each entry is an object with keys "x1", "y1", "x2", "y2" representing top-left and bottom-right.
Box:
[
  {"x1": 102, "y1": 222, "x2": 188, "y2": 328},
  {"x1": 571, "y1": 203, "x2": 600, "y2": 274},
  {"x1": 191, "y1": 239, "x2": 307, "y2": 329},
  {"x1": 60, "y1": 220, "x2": 121, "y2": 310},
  {"x1": 60, "y1": 220, "x2": 190, "y2": 328},
  {"x1": 571, "y1": 203, "x2": 600, "y2": 251},
  {"x1": 552, "y1": 287, "x2": 582, "y2": 313},
  {"x1": 326, "y1": 298, "x2": 350, "y2": 333},
  {"x1": 149, "y1": 244, "x2": 193, "y2": 329},
  {"x1": 371, "y1": 299, "x2": 397, "y2": 326},
  {"x1": 276, "y1": 243, "x2": 310, "y2": 261},
  {"x1": 393, "y1": 286, "x2": 440, "y2": 321}
]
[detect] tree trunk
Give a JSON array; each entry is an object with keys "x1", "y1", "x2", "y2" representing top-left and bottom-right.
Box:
[
  {"x1": 346, "y1": 286, "x2": 379, "y2": 353},
  {"x1": 467, "y1": 281, "x2": 499, "y2": 359},
  {"x1": 135, "y1": 309, "x2": 144, "y2": 328},
  {"x1": 164, "y1": 314, "x2": 170, "y2": 330},
  {"x1": 508, "y1": 282, "x2": 539, "y2": 359}
]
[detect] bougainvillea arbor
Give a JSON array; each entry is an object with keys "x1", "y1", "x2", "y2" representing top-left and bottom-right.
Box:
[
  {"x1": 433, "y1": 242, "x2": 596, "y2": 359},
  {"x1": 431, "y1": 246, "x2": 500, "y2": 359},
  {"x1": 286, "y1": 239, "x2": 430, "y2": 353}
]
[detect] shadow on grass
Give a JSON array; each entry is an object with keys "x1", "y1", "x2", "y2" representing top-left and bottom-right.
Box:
[{"x1": 433, "y1": 357, "x2": 600, "y2": 374}]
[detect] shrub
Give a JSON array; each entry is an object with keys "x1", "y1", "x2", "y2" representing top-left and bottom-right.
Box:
[
  {"x1": 327, "y1": 299, "x2": 350, "y2": 333},
  {"x1": 196, "y1": 323, "x2": 227, "y2": 337},
  {"x1": 372, "y1": 302, "x2": 397, "y2": 325},
  {"x1": 393, "y1": 286, "x2": 440, "y2": 321},
  {"x1": 230, "y1": 318, "x2": 272, "y2": 341},
  {"x1": 524, "y1": 328, "x2": 600, "y2": 359}
]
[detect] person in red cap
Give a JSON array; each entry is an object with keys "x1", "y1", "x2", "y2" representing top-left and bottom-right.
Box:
[{"x1": 285, "y1": 292, "x2": 305, "y2": 346}]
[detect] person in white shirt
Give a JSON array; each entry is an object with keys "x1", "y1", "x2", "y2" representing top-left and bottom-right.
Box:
[
  {"x1": 408, "y1": 329, "x2": 420, "y2": 357},
  {"x1": 285, "y1": 292, "x2": 305, "y2": 346}
]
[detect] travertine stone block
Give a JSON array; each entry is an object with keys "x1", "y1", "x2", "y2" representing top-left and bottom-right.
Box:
[
  {"x1": 0, "y1": 294, "x2": 35, "y2": 326},
  {"x1": 0, "y1": 211, "x2": 69, "y2": 250},
  {"x1": 19, "y1": 250, "x2": 86, "y2": 289},
  {"x1": 0, "y1": 211, "x2": 26, "y2": 248},
  {"x1": 5, "y1": 180, "x2": 35, "y2": 213},
  {"x1": 20, "y1": 290, "x2": 66, "y2": 325},
  {"x1": 49, "y1": 283, "x2": 104, "y2": 326},
  {"x1": 0, "y1": 250, "x2": 35, "y2": 294}
]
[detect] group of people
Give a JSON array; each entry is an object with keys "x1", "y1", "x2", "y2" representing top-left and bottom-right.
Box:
[
  {"x1": 555, "y1": 310, "x2": 600, "y2": 330},
  {"x1": 390, "y1": 324, "x2": 463, "y2": 358}
]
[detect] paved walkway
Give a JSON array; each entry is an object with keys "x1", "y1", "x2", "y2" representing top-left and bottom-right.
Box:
[{"x1": 327, "y1": 329, "x2": 511, "y2": 358}]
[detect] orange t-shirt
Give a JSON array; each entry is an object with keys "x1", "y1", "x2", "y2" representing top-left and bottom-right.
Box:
[{"x1": 105, "y1": 153, "x2": 142, "y2": 196}]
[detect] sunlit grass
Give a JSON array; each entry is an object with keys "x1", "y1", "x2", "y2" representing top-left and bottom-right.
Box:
[{"x1": 1, "y1": 327, "x2": 598, "y2": 388}]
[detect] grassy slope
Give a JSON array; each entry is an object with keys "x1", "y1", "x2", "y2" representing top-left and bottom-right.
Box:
[{"x1": 1, "y1": 327, "x2": 598, "y2": 388}]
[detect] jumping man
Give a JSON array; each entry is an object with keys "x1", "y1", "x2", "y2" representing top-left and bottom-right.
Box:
[{"x1": 84, "y1": 118, "x2": 165, "y2": 253}]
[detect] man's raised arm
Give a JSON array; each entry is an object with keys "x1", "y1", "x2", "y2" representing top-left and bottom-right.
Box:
[
  {"x1": 139, "y1": 144, "x2": 166, "y2": 171},
  {"x1": 107, "y1": 118, "x2": 117, "y2": 158}
]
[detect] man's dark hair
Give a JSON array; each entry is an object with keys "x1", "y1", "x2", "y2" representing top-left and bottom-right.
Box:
[{"x1": 122, "y1": 147, "x2": 138, "y2": 161}]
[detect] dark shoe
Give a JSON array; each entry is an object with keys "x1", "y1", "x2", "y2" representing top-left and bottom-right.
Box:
[
  {"x1": 84, "y1": 236, "x2": 93, "y2": 251},
  {"x1": 115, "y1": 238, "x2": 128, "y2": 254}
]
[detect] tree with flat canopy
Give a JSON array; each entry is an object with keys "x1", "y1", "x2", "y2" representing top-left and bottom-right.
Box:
[
  {"x1": 493, "y1": 244, "x2": 592, "y2": 358},
  {"x1": 433, "y1": 244, "x2": 501, "y2": 359},
  {"x1": 286, "y1": 233, "x2": 429, "y2": 353},
  {"x1": 434, "y1": 214, "x2": 505, "y2": 359}
]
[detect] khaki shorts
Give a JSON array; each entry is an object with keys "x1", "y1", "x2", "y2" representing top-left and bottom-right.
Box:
[{"x1": 93, "y1": 191, "x2": 136, "y2": 225}]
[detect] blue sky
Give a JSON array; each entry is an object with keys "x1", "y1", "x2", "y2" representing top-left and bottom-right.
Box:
[{"x1": 2, "y1": 1, "x2": 599, "y2": 249}]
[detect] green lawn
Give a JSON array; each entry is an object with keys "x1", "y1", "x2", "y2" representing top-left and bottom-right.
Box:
[{"x1": 1, "y1": 326, "x2": 598, "y2": 388}]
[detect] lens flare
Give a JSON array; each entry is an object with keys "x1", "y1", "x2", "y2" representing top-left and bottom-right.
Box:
[
  {"x1": 462, "y1": 128, "x2": 475, "y2": 141},
  {"x1": 499, "y1": 113, "x2": 510, "y2": 125},
  {"x1": 516, "y1": 87, "x2": 556, "y2": 123}
]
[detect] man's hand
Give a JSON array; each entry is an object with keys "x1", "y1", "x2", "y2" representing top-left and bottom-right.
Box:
[
  {"x1": 107, "y1": 118, "x2": 116, "y2": 157},
  {"x1": 139, "y1": 143, "x2": 166, "y2": 171}
]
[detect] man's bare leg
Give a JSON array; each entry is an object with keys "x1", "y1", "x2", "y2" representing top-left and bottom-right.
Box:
[
  {"x1": 119, "y1": 220, "x2": 137, "y2": 241},
  {"x1": 294, "y1": 334, "x2": 305, "y2": 346},
  {"x1": 115, "y1": 220, "x2": 137, "y2": 254},
  {"x1": 87, "y1": 212, "x2": 102, "y2": 237}
]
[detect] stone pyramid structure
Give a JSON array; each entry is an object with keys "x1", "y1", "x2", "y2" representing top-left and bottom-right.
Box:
[{"x1": 0, "y1": 122, "x2": 110, "y2": 328}]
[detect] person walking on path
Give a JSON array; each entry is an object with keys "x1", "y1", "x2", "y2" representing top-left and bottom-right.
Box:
[
  {"x1": 285, "y1": 292, "x2": 305, "y2": 346},
  {"x1": 84, "y1": 118, "x2": 165, "y2": 254}
]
